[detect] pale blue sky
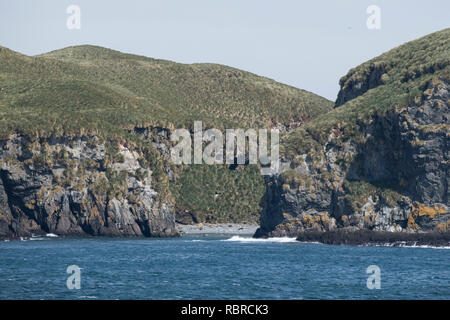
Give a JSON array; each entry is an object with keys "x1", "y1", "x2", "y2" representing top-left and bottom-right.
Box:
[{"x1": 1, "y1": 0, "x2": 449, "y2": 100}]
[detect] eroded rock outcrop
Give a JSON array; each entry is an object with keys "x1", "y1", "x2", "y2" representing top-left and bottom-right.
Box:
[
  {"x1": 0, "y1": 132, "x2": 179, "y2": 239},
  {"x1": 335, "y1": 62, "x2": 388, "y2": 107},
  {"x1": 255, "y1": 78, "x2": 449, "y2": 238}
]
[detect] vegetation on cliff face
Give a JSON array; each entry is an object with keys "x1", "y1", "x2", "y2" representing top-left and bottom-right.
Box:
[
  {"x1": 257, "y1": 28, "x2": 450, "y2": 237},
  {"x1": 0, "y1": 134, "x2": 179, "y2": 239},
  {"x1": 284, "y1": 28, "x2": 449, "y2": 159},
  {"x1": 1, "y1": 28, "x2": 448, "y2": 238},
  {"x1": 0, "y1": 44, "x2": 332, "y2": 229},
  {"x1": 335, "y1": 28, "x2": 449, "y2": 106}
]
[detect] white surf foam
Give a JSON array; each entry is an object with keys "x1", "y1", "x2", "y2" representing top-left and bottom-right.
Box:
[
  {"x1": 399, "y1": 244, "x2": 450, "y2": 249},
  {"x1": 362, "y1": 243, "x2": 450, "y2": 249},
  {"x1": 29, "y1": 237, "x2": 45, "y2": 241},
  {"x1": 46, "y1": 233, "x2": 59, "y2": 238},
  {"x1": 222, "y1": 236, "x2": 297, "y2": 243}
]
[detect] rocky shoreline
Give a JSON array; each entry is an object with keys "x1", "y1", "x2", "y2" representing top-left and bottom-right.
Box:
[
  {"x1": 4, "y1": 225, "x2": 450, "y2": 247},
  {"x1": 294, "y1": 230, "x2": 450, "y2": 247},
  {"x1": 1, "y1": 223, "x2": 258, "y2": 240},
  {"x1": 177, "y1": 223, "x2": 258, "y2": 236}
]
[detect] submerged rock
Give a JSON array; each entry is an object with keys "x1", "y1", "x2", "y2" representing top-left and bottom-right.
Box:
[{"x1": 295, "y1": 230, "x2": 450, "y2": 247}]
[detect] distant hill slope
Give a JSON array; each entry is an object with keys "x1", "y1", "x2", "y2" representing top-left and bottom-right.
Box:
[
  {"x1": 0, "y1": 45, "x2": 332, "y2": 138},
  {"x1": 257, "y1": 28, "x2": 450, "y2": 238},
  {"x1": 0, "y1": 45, "x2": 333, "y2": 239}
]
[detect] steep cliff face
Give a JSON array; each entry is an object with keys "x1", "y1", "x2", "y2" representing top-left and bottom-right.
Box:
[
  {"x1": 256, "y1": 29, "x2": 450, "y2": 238},
  {"x1": 256, "y1": 78, "x2": 449, "y2": 237},
  {"x1": 0, "y1": 44, "x2": 333, "y2": 239},
  {"x1": 335, "y1": 29, "x2": 449, "y2": 108},
  {"x1": 335, "y1": 62, "x2": 388, "y2": 107},
  {"x1": 0, "y1": 132, "x2": 178, "y2": 239}
]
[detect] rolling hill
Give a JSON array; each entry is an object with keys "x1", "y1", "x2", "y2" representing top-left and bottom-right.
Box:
[{"x1": 0, "y1": 45, "x2": 332, "y2": 238}]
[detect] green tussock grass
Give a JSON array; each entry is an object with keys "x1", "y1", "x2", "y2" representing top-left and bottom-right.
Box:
[
  {"x1": 0, "y1": 45, "x2": 332, "y2": 139},
  {"x1": 0, "y1": 44, "x2": 332, "y2": 223},
  {"x1": 342, "y1": 180, "x2": 404, "y2": 214},
  {"x1": 283, "y1": 28, "x2": 450, "y2": 159},
  {"x1": 170, "y1": 164, "x2": 265, "y2": 223},
  {"x1": 338, "y1": 28, "x2": 449, "y2": 99}
]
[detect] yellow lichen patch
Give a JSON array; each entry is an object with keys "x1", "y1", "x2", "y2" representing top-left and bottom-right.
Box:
[
  {"x1": 363, "y1": 208, "x2": 375, "y2": 217},
  {"x1": 419, "y1": 123, "x2": 449, "y2": 134},
  {"x1": 24, "y1": 202, "x2": 35, "y2": 210},
  {"x1": 413, "y1": 202, "x2": 447, "y2": 219},
  {"x1": 319, "y1": 212, "x2": 330, "y2": 224},
  {"x1": 88, "y1": 206, "x2": 100, "y2": 221},
  {"x1": 436, "y1": 221, "x2": 450, "y2": 232},
  {"x1": 411, "y1": 139, "x2": 425, "y2": 147},
  {"x1": 423, "y1": 88, "x2": 434, "y2": 96},
  {"x1": 302, "y1": 214, "x2": 314, "y2": 227},
  {"x1": 407, "y1": 214, "x2": 418, "y2": 230},
  {"x1": 80, "y1": 200, "x2": 87, "y2": 212},
  {"x1": 341, "y1": 215, "x2": 349, "y2": 225}
]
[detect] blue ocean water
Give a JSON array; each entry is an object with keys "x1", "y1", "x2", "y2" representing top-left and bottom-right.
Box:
[{"x1": 0, "y1": 235, "x2": 449, "y2": 300}]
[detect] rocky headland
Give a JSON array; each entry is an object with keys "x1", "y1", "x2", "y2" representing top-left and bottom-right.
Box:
[
  {"x1": 1, "y1": 29, "x2": 449, "y2": 245},
  {"x1": 254, "y1": 29, "x2": 449, "y2": 245}
]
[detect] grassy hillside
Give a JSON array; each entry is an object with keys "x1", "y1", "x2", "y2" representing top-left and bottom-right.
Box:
[
  {"x1": 0, "y1": 45, "x2": 332, "y2": 139},
  {"x1": 284, "y1": 28, "x2": 449, "y2": 158},
  {"x1": 336, "y1": 28, "x2": 449, "y2": 106},
  {"x1": 0, "y1": 45, "x2": 333, "y2": 223},
  {"x1": 170, "y1": 164, "x2": 266, "y2": 223}
]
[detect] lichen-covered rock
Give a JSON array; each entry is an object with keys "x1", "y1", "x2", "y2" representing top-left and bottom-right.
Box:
[
  {"x1": 0, "y1": 132, "x2": 179, "y2": 239},
  {"x1": 256, "y1": 79, "x2": 449, "y2": 238}
]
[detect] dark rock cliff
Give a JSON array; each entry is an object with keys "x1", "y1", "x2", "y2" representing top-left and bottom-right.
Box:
[
  {"x1": 335, "y1": 62, "x2": 388, "y2": 107},
  {"x1": 0, "y1": 131, "x2": 179, "y2": 239},
  {"x1": 255, "y1": 78, "x2": 449, "y2": 238}
]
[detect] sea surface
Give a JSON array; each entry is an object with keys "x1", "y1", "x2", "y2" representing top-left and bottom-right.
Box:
[{"x1": 1, "y1": 235, "x2": 449, "y2": 299}]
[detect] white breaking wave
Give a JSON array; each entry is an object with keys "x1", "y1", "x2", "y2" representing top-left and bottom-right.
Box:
[
  {"x1": 222, "y1": 236, "x2": 297, "y2": 243},
  {"x1": 29, "y1": 237, "x2": 45, "y2": 241},
  {"x1": 46, "y1": 233, "x2": 59, "y2": 238},
  {"x1": 397, "y1": 244, "x2": 450, "y2": 249},
  {"x1": 362, "y1": 243, "x2": 450, "y2": 249},
  {"x1": 19, "y1": 234, "x2": 58, "y2": 241}
]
